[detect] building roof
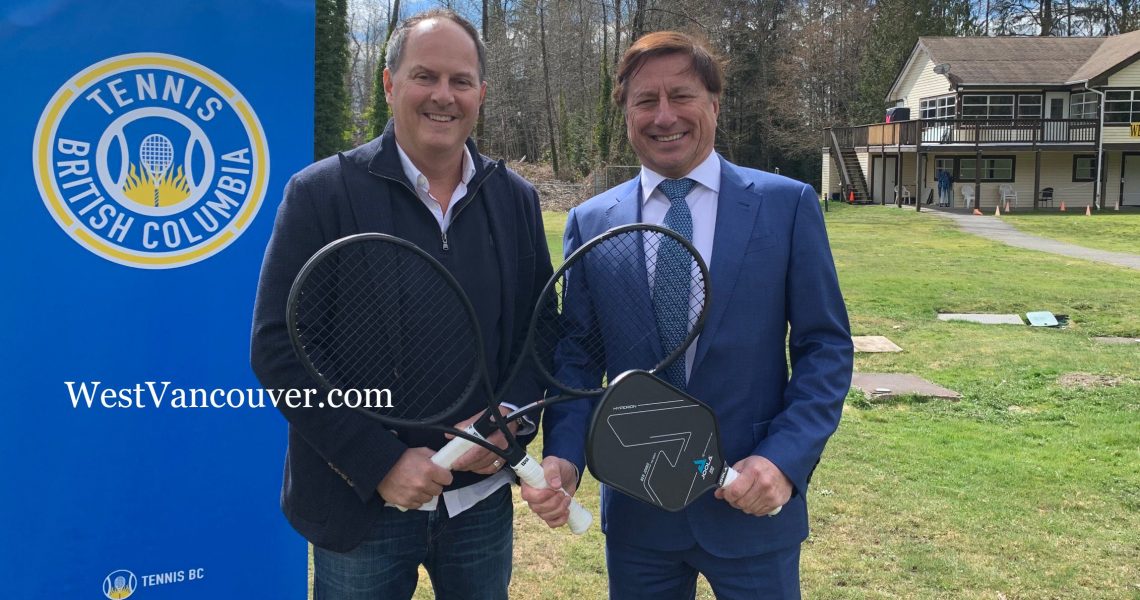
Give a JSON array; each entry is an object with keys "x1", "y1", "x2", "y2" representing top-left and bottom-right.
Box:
[
  {"x1": 1069, "y1": 28, "x2": 1140, "y2": 84},
  {"x1": 919, "y1": 36, "x2": 1104, "y2": 86}
]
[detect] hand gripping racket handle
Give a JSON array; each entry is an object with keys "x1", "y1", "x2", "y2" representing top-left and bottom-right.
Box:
[
  {"x1": 511, "y1": 454, "x2": 593, "y2": 535},
  {"x1": 720, "y1": 467, "x2": 782, "y2": 517},
  {"x1": 385, "y1": 425, "x2": 482, "y2": 512},
  {"x1": 389, "y1": 426, "x2": 595, "y2": 533},
  {"x1": 434, "y1": 426, "x2": 592, "y2": 534}
]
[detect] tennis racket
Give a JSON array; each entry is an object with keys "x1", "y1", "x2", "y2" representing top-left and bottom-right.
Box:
[
  {"x1": 586, "y1": 370, "x2": 781, "y2": 515},
  {"x1": 433, "y1": 223, "x2": 711, "y2": 509},
  {"x1": 286, "y1": 232, "x2": 591, "y2": 533}
]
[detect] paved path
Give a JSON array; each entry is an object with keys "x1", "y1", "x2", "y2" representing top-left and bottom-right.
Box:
[{"x1": 919, "y1": 209, "x2": 1140, "y2": 271}]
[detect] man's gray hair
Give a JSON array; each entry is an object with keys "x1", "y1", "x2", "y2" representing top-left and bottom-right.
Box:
[{"x1": 385, "y1": 9, "x2": 486, "y2": 81}]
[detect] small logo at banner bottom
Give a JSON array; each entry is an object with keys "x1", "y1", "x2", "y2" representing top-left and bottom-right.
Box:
[
  {"x1": 103, "y1": 569, "x2": 138, "y2": 599},
  {"x1": 33, "y1": 53, "x2": 270, "y2": 269}
]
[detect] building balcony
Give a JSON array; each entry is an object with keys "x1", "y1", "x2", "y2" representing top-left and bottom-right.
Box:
[{"x1": 828, "y1": 118, "x2": 1099, "y2": 151}]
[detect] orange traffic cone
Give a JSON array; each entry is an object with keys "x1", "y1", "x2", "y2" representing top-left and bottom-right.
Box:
[
  {"x1": 1059, "y1": 201, "x2": 1066, "y2": 211},
  {"x1": 1004, "y1": 201, "x2": 1011, "y2": 213},
  {"x1": 848, "y1": 190, "x2": 855, "y2": 204},
  {"x1": 994, "y1": 204, "x2": 1001, "y2": 216},
  {"x1": 1085, "y1": 205, "x2": 1092, "y2": 216},
  {"x1": 972, "y1": 208, "x2": 983, "y2": 216}
]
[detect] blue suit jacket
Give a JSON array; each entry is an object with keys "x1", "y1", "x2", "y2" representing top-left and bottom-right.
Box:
[{"x1": 542, "y1": 156, "x2": 853, "y2": 559}]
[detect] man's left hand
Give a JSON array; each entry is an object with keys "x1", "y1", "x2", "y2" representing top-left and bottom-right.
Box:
[
  {"x1": 447, "y1": 407, "x2": 516, "y2": 474},
  {"x1": 714, "y1": 455, "x2": 792, "y2": 517}
]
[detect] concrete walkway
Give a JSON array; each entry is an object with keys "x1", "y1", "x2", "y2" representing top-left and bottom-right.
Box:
[{"x1": 918, "y1": 209, "x2": 1140, "y2": 271}]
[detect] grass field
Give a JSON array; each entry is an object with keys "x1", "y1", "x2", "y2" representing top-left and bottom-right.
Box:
[
  {"x1": 397, "y1": 204, "x2": 1139, "y2": 599},
  {"x1": 1002, "y1": 211, "x2": 1140, "y2": 255}
]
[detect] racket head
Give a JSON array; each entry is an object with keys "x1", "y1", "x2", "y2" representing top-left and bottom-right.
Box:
[
  {"x1": 529, "y1": 223, "x2": 710, "y2": 396},
  {"x1": 287, "y1": 233, "x2": 487, "y2": 428},
  {"x1": 585, "y1": 370, "x2": 728, "y2": 511}
]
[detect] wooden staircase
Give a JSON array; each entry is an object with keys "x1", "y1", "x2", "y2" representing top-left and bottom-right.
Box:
[{"x1": 828, "y1": 130, "x2": 871, "y2": 204}]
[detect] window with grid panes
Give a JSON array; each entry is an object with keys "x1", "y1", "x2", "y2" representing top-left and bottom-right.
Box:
[{"x1": 1105, "y1": 90, "x2": 1140, "y2": 124}]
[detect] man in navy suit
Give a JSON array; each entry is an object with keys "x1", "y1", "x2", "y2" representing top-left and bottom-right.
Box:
[
  {"x1": 521, "y1": 31, "x2": 852, "y2": 599},
  {"x1": 251, "y1": 10, "x2": 552, "y2": 599}
]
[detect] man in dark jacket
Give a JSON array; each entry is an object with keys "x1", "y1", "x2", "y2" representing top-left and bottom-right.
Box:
[{"x1": 250, "y1": 9, "x2": 553, "y2": 599}]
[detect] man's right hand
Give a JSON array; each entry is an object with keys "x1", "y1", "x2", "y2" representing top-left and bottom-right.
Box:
[
  {"x1": 376, "y1": 447, "x2": 453, "y2": 509},
  {"x1": 520, "y1": 456, "x2": 579, "y2": 528}
]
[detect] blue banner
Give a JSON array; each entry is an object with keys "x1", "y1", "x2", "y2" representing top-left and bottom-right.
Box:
[{"x1": 1, "y1": 1, "x2": 312, "y2": 597}]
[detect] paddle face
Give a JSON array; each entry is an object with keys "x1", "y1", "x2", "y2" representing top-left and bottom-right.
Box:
[{"x1": 586, "y1": 370, "x2": 729, "y2": 511}]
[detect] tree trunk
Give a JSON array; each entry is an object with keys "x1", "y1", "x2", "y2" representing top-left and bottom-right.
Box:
[{"x1": 539, "y1": 0, "x2": 560, "y2": 175}]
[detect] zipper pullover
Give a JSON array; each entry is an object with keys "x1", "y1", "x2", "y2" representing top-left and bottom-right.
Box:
[{"x1": 373, "y1": 162, "x2": 501, "y2": 252}]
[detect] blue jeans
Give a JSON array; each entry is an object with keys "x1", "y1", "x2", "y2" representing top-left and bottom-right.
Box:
[{"x1": 313, "y1": 485, "x2": 513, "y2": 600}]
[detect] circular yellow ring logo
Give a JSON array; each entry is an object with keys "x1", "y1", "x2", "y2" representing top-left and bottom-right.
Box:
[{"x1": 33, "y1": 53, "x2": 269, "y2": 269}]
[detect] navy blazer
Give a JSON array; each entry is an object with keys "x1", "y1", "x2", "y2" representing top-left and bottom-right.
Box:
[
  {"x1": 542, "y1": 156, "x2": 853, "y2": 559},
  {"x1": 250, "y1": 130, "x2": 553, "y2": 551}
]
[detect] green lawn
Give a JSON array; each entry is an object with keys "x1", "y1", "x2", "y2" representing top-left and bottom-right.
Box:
[
  {"x1": 1002, "y1": 210, "x2": 1140, "y2": 255},
  {"x1": 407, "y1": 204, "x2": 1140, "y2": 599}
]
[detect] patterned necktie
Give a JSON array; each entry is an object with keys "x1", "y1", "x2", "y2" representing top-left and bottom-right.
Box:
[{"x1": 654, "y1": 178, "x2": 696, "y2": 389}]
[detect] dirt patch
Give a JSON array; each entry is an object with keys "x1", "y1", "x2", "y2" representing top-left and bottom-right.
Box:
[
  {"x1": 506, "y1": 161, "x2": 591, "y2": 211},
  {"x1": 1057, "y1": 373, "x2": 1133, "y2": 388}
]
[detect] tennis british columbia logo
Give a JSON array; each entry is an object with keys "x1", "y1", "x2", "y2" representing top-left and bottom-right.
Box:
[{"x1": 33, "y1": 53, "x2": 269, "y2": 268}]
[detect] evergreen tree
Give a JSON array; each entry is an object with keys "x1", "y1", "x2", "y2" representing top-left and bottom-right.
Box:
[
  {"x1": 853, "y1": 0, "x2": 977, "y2": 125},
  {"x1": 594, "y1": 60, "x2": 613, "y2": 165},
  {"x1": 370, "y1": 41, "x2": 390, "y2": 138},
  {"x1": 315, "y1": 0, "x2": 350, "y2": 159}
]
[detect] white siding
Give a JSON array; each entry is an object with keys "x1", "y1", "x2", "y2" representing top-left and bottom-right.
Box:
[
  {"x1": 857, "y1": 152, "x2": 870, "y2": 189},
  {"x1": 1103, "y1": 126, "x2": 1139, "y2": 145},
  {"x1": 1107, "y1": 59, "x2": 1140, "y2": 87},
  {"x1": 821, "y1": 151, "x2": 832, "y2": 197},
  {"x1": 907, "y1": 63, "x2": 955, "y2": 116},
  {"x1": 1104, "y1": 151, "x2": 1123, "y2": 207},
  {"x1": 921, "y1": 151, "x2": 1097, "y2": 208}
]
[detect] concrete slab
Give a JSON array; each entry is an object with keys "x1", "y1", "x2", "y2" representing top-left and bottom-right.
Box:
[
  {"x1": 1093, "y1": 336, "x2": 1140, "y2": 345},
  {"x1": 851, "y1": 373, "x2": 961, "y2": 401},
  {"x1": 938, "y1": 313, "x2": 1024, "y2": 325},
  {"x1": 853, "y1": 336, "x2": 903, "y2": 353}
]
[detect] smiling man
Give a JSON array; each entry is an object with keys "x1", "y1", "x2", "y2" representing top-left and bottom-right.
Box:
[
  {"x1": 522, "y1": 31, "x2": 853, "y2": 599},
  {"x1": 251, "y1": 9, "x2": 553, "y2": 600}
]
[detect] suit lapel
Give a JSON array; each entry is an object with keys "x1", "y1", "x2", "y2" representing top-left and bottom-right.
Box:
[
  {"x1": 605, "y1": 178, "x2": 641, "y2": 229},
  {"x1": 692, "y1": 159, "x2": 763, "y2": 374},
  {"x1": 604, "y1": 179, "x2": 664, "y2": 361}
]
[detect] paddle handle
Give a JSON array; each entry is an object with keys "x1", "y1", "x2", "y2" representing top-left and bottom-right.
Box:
[{"x1": 720, "y1": 465, "x2": 782, "y2": 517}]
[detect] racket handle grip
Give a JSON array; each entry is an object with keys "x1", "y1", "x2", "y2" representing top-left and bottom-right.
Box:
[
  {"x1": 433, "y1": 424, "x2": 481, "y2": 470},
  {"x1": 512, "y1": 455, "x2": 593, "y2": 535},
  {"x1": 386, "y1": 425, "x2": 483, "y2": 512},
  {"x1": 720, "y1": 466, "x2": 782, "y2": 517},
  {"x1": 721, "y1": 466, "x2": 740, "y2": 488}
]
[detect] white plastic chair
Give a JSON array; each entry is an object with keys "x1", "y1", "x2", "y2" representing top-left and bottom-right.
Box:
[
  {"x1": 961, "y1": 185, "x2": 975, "y2": 208},
  {"x1": 895, "y1": 185, "x2": 912, "y2": 204},
  {"x1": 999, "y1": 184, "x2": 1018, "y2": 208}
]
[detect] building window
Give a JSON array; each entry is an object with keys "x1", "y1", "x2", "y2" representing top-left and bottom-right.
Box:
[
  {"x1": 935, "y1": 157, "x2": 954, "y2": 176},
  {"x1": 921, "y1": 95, "x2": 955, "y2": 119},
  {"x1": 958, "y1": 156, "x2": 1015, "y2": 182},
  {"x1": 1073, "y1": 156, "x2": 1097, "y2": 182},
  {"x1": 962, "y1": 94, "x2": 1014, "y2": 119},
  {"x1": 1104, "y1": 90, "x2": 1140, "y2": 124},
  {"x1": 1071, "y1": 92, "x2": 1099, "y2": 119},
  {"x1": 1018, "y1": 95, "x2": 1042, "y2": 118}
]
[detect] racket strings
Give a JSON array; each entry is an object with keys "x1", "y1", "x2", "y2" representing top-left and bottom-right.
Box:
[
  {"x1": 537, "y1": 229, "x2": 708, "y2": 395},
  {"x1": 292, "y1": 239, "x2": 481, "y2": 424}
]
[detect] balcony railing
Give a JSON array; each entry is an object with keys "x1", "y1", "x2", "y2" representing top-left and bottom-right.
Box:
[{"x1": 827, "y1": 118, "x2": 1099, "y2": 149}]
